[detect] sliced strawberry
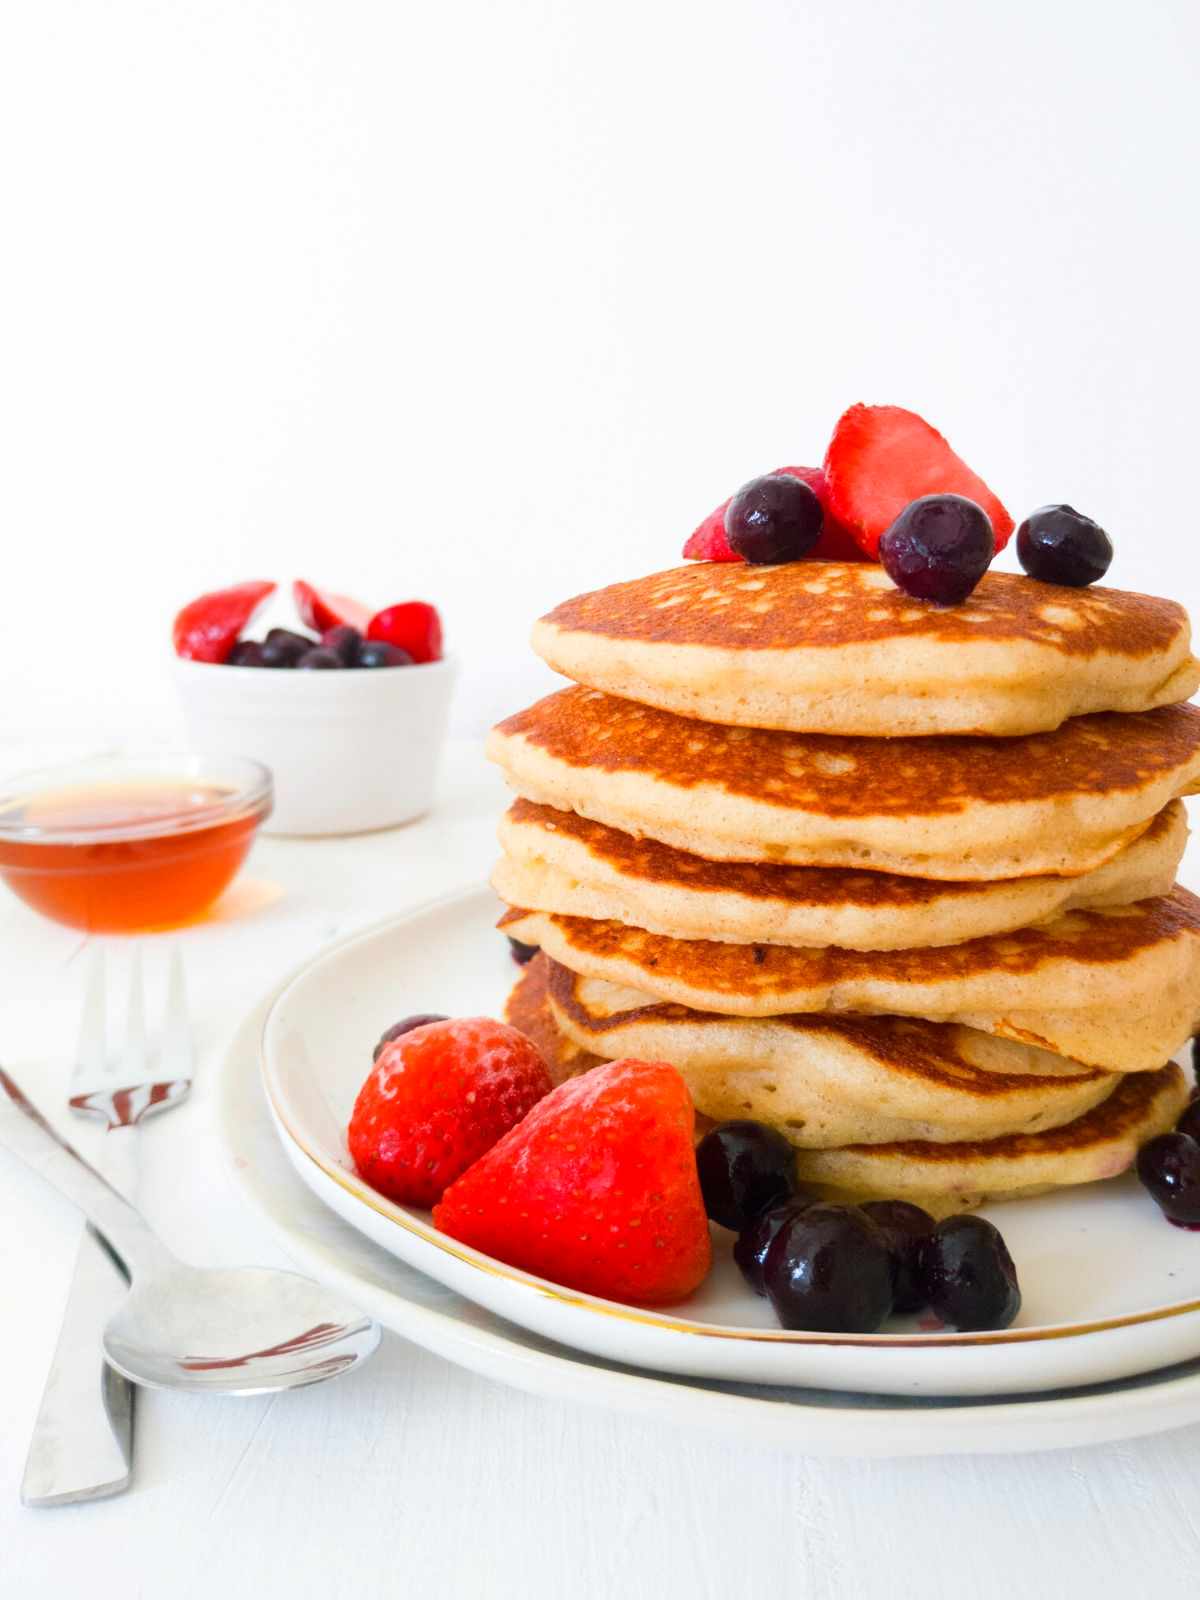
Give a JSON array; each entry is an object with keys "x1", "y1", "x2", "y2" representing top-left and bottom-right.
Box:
[
  {"x1": 367, "y1": 601, "x2": 443, "y2": 664},
  {"x1": 682, "y1": 466, "x2": 865, "y2": 563},
  {"x1": 823, "y1": 405, "x2": 1014, "y2": 560},
  {"x1": 348, "y1": 1017, "x2": 553, "y2": 1208},
  {"x1": 434, "y1": 1057, "x2": 712, "y2": 1306},
  {"x1": 172, "y1": 581, "x2": 276, "y2": 663},
  {"x1": 293, "y1": 580, "x2": 373, "y2": 634}
]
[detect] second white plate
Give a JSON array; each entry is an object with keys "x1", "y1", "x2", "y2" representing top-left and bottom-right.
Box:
[{"x1": 260, "y1": 888, "x2": 1200, "y2": 1398}]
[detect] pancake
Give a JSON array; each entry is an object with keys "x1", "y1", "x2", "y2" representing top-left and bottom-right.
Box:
[
  {"x1": 504, "y1": 950, "x2": 604, "y2": 1085},
  {"x1": 487, "y1": 688, "x2": 1200, "y2": 880},
  {"x1": 539, "y1": 957, "x2": 1117, "y2": 1147},
  {"x1": 531, "y1": 562, "x2": 1200, "y2": 737},
  {"x1": 494, "y1": 798, "x2": 1188, "y2": 951},
  {"x1": 501, "y1": 891, "x2": 1200, "y2": 1073},
  {"x1": 792, "y1": 1065, "x2": 1189, "y2": 1214}
]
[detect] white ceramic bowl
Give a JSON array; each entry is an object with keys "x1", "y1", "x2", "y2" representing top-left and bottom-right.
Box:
[{"x1": 173, "y1": 655, "x2": 457, "y2": 836}]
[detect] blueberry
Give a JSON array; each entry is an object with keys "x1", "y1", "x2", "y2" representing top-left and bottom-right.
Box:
[
  {"x1": 261, "y1": 627, "x2": 317, "y2": 668},
  {"x1": 507, "y1": 936, "x2": 539, "y2": 966},
  {"x1": 373, "y1": 1013, "x2": 449, "y2": 1062},
  {"x1": 763, "y1": 1204, "x2": 894, "y2": 1333},
  {"x1": 1016, "y1": 505, "x2": 1112, "y2": 588},
  {"x1": 295, "y1": 647, "x2": 344, "y2": 670},
  {"x1": 1136, "y1": 1132, "x2": 1200, "y2": 1227},
  {"x1": 724, "y1": 474, "x2": 824, "y2": 565},
  {"x1": 1177, "y1": 1101, "x2": 1200, "y2": 1144},
  {"x1": 695, "y1": 1119, "x2": 798, "y2": 1231},
  {"x1": 734, "y1": 1196, "x2": 812, "y2": 1296},
  {"x1": 879, "y1": 494, "x2": 994, "y2": 606},
  {"x1": 357, "y1": 640, "x2": 413, "y2": 669},
  {"x1": 227, "y1": 640, "x2": 266, "y2": 667},
  {"x1": 917, "y1": 1215, "x2": 1021, "y2": 1331},
  {"x1": 322, "y1": 624, "x2": 363, "y2": 666},
  {"x1": 860, "y1": 1200, "x2": 936, "y2": 1313}
]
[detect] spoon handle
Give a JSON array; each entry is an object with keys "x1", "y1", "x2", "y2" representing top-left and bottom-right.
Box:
[{"x1": 0, "y1": 1067, "x2": 175, "y2": 1282}]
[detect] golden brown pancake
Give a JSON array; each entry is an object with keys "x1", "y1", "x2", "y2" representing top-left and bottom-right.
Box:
[
  {"x1": 538, "y1": 956, "x2": 1117, "y2": 1146},
  {"x1": 504, "y1": 951, "x2": 604, "y2": 1085},
  {"x1": 532, "y1": 562, "x2": 1200, "y2": 736},
  {"x1": 494, "y1": 798, "x2": 1188, "y2": 950},
  {"x1": 503, "y1": 890, "x2": 1200, "y2": 1073},
  {"x1": 487, "y1": 688, "x2": 1200, "y2": 879},
  {"x1": 793, "y1": 1065, "x2": 1189, "y2": 1213}
]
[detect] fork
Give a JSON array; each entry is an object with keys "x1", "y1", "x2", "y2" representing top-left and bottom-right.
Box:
[{"x1": 21, "y1": 946, "x2": 194, "y2": 1507}]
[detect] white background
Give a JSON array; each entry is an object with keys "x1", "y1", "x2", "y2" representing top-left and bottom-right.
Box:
[
  {"x1": 3, "y1": 3, "x2": 1200, "y2": 1596},
  {"x1": 3, "y1": 0, "x2": 1200, "y2": 743}
]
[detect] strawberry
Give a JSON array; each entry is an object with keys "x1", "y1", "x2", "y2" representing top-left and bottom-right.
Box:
[
  {"x1": 434, "y1": 1058, "x2": 712, "y2": 1305},
  {"x1": 682, "y1": 466, "x2": 865, "y2": 563},
  {"x1": 367, "y1": 601, "x2": 444, "y2": 664},
  {"x1": 172, "y1": 580, "x2": 276, "y2": 663},
  {"x1": 823, "y1": 405, "x2": 1014, "y2": 559},
  {"x1": 348, "y1": 1018, "x2": 552, "y2": 1208},
  {"x1": 293, "y1": 579, "x2": 373, "y2": 634}
]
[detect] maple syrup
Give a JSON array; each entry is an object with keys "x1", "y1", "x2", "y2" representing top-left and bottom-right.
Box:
[{"x1": 0, "y1": 762, "x2": 272, "y2": 933}]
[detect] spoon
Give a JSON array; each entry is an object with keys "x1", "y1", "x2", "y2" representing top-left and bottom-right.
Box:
[{"x1": 0, "y1": 1067, "x2": 381, "y2": 1394}]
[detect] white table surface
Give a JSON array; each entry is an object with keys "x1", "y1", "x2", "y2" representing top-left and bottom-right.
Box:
[{"x1": 3, "y1": 740, "x2": 1199, "y2": 1600}]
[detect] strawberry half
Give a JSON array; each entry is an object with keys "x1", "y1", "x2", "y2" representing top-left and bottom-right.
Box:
[
  {"x1": 823, "y1": 405, "x2": 1014, "y2": 560},
  {"x1": 682, "y1": 466, "x2": 865, "y2": 563},
  {"x1": 293, "y1": 579, "x2": 373, "y2": 634},
  {"x1": 367, "y1": 601, "x2": 443, "y2": 664},
  {"x1": 172, "y1": 580, "x2": 277, "y2": 663},
  {"x1": 348, "y1": 1017, "x2": 553, "y2": 1208},
  {"x1": 434, "y1": 1057, "x2": 712, "y2": 1305}
]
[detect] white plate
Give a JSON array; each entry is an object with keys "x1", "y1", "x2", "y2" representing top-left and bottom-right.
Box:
[
  {"x1": 222, "y1": 987, "x2": 1200, "y2": 1456},
  {"x1": 258, "y1": 888, "x2": 1200, "y2": 1399}
]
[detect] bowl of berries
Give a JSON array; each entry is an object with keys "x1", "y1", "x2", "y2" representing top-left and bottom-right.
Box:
[{"x1": 172, "y1": 579, "x2": 454, "y2": 836}]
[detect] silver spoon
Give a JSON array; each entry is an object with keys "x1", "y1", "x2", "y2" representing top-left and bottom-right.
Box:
[{"x1": 0, "y1": 1067, "x2": 381, "y2": 1394}]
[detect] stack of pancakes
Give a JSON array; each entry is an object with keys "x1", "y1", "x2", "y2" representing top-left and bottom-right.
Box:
[{"x1": 488, "y1": 560, "x2": 1200, "y2": 1214}]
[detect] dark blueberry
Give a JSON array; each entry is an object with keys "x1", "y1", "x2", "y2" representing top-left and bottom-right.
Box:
[
  {"x1": 879, "y1": 494, "x2": 995, "y2": 606},
  {"x1": 261, "y1": 627, "x2": 317, "y2": 668},
  {"x1": 860, "y1": 1200, "x2": 936, "y2": 1313},
  {"x1": 507, "y1": 936, "x2": 539, "y2": 966},
  {"x1": 724, "y1": 474, "x2": 824, "y2": 565},
  {"x1": 373, "y1": 1013, "x2": 449, "y2": 1062},
  {"x1": 227, "y1": 640, "x2": 266, "y2": 667},
  {"x1": 1136, "y1": 1132, "x2": 1200, "y2": 1227},
  {"x1": 762, "y1": 1204, "x2": 894, "y2": 1333},
  {"x1": 322, "y1": 624, "x2": 363, "y2": 666},
  {"x1": 917, "y1": 1215, "x2": 1021, "y2": 1331},
  {"x1": 357, "y1": 640, "x2": 414, "y2": 669},
  {"x1": 734, "y1": 1196, "x2": 813, "y2": 1296},
  {"x1": 295, "y1": 647, "x2": 344, "y2": 670},
  {"x1": 1177, "y1": 1101, "x2": 1200, "y2": 1144},
  {"x1": 695, "y1": 1119, "x2": 798, "y2": 1231},
  {"x1": 1016, "y1": 505, "x2": 1113, "y2": 588}
]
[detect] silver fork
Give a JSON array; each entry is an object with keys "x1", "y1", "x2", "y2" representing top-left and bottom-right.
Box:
[{"x1": 21, "y1": 946, "x2": 194, "y2": 1507}]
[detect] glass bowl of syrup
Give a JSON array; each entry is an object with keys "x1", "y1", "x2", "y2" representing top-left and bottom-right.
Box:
[{"x1": 0, "y1": 752, "x2": 273, "y2": 933}]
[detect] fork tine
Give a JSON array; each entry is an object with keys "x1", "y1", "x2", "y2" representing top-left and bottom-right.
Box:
[
  {"x1": 123, "y1": 946, "x2": 148, "y2": 1082},
  {"x1": 159, "y1": 945, "x2": 194, "y2": 1082},
  {"x1": 73, "y1": 947, "x2": 108, "y2": 1088}
]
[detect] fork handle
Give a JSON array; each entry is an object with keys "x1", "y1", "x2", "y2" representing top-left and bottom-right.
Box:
[{"x1": 0, "y1": 1068, "x2": 174, "y2": 1282}]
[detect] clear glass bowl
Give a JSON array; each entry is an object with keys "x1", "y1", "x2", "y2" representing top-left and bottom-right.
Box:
[{"x1": 0, "y1": 751, "x2": 273, "y2": 932}]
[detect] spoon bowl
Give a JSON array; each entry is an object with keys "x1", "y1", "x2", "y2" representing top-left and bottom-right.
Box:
[{"x1": 103, "y1": 1264, "x2": 382, "y2": 1394}]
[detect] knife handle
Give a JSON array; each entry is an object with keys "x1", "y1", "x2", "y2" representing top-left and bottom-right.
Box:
[{"x1": 20, "y1": 1126, "x2": 138, "y2": 1507}]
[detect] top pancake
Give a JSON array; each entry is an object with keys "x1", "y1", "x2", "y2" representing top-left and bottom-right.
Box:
[
  {"x1": 487, "y1": 687, "x2": 1200, "y2": 880},
  {"x1": 532, "y1": 563, "x2": 1200, "y2": 736}
]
